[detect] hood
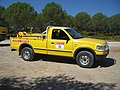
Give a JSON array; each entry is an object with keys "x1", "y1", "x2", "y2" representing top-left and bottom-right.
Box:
[{"x1": 74, "y1": 38, "x2": 107, "y2": 45}]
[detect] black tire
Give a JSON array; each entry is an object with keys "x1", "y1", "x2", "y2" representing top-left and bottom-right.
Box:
[
  {"x1": 21, "y1": 47, "x2": 34, "y2": 61},
  {"x1": 76, "y1": 51, "x2": 94, "y2": 68}
]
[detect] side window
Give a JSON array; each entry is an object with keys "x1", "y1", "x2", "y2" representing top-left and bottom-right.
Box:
[{"x1": 52, "y1": 29, "x2": 69, "y2": 40}]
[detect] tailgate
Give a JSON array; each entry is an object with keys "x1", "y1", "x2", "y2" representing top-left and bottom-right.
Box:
[{"x1": 10, "y1": 37, "x2": 21, "y2": 50}]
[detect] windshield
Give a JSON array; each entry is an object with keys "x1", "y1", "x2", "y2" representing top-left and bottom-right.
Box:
[{"x1": 65, "y1": 29, "x2": 83, "y2": 39}]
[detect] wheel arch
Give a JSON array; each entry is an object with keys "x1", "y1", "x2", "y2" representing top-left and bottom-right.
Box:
[
  {"x1": 19, "y1": 43, "x2": 34, "y2": 55},
  {"x1": 73, "y1": 47, "x2": 96, "y2": 60}
]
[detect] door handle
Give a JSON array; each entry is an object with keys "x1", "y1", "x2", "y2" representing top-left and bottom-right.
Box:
[{"x1": 51, "y1": 42, "x2": 54, "y2": 44}]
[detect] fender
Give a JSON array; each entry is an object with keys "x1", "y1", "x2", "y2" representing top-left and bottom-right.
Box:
[
  {"x1": 73, "y1": 47, "x2": 96, "y2": 60},
  {"x1": 19, "y1": 43, "x2": 34, "y2": 55}
]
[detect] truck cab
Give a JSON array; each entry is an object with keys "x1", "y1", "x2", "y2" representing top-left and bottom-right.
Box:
[{"x1": 10, "y1": 26, "x2": 109, "y2": 68}]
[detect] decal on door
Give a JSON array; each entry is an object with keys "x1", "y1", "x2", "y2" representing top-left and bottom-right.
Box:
[
  {"x1": 13, "y1": 40, "x2": 28, "y2": 43},
  {"x1": 56, "y1": 42, "x2": 64, "y2": 49}
]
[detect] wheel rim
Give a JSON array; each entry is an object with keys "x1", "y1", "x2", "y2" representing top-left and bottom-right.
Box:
[
  {"x1": 23, "y1": 50, "x2": 30, "y2": 60},
  {"x1": 79, "y1": 55, "x2": 90, "y2": 65}
]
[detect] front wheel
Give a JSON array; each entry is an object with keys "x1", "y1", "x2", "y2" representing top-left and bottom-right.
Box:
[
  {"x1": 76, "y1": 51, "x2": 94, "y2": 68},
  {"x1": 21, "y1": 47, "x2": 34, "y2": 61}
]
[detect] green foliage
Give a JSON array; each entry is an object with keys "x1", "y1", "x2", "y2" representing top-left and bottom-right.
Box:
[
  {"x1": 81, "y1": 32, "x2": 120, "y2": 41},
  {"x1": 42, "y1": 2, "x2": 67, "y2": 25},
  {"x1": 34, "y1": 13, "x2": 47, "y2": 33},
  {"x1": 0, "y1": 6, "x2": 5, "y2": 18},
  {"x1": 64, "y1": 15, "x2": 75, "y2": 27},
  {"x1": 2, "y1": 2, "x2": 36, "y2": 31},
  {"x1": 91, "y1": 13, "x2": 108, "y2": 33},
  {"x1": 0, "y1": 6, "x2": 8, "y2": 27},
  {"x1": 75, "y1": 12, "x2": 91, "y2": 32},
  {"x1": 107, "y1": 14, "x2": 120, "y2": 35},
  {"x1": 1, "y1": 2, "x2": 120, "y2": 41}
]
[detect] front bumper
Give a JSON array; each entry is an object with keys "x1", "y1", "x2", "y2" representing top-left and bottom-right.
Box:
[{"x1": 95, "y1": 49, "x2": 109, "y2": 60}]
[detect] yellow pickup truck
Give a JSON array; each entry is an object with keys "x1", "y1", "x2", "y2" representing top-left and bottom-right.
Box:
[{"x1": 10, "y1": 26, "x2": 109, "y2": 68}]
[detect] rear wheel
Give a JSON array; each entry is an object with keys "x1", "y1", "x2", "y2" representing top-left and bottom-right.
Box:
[
  {"x1": 76, "y1": 51, "x2": 94, "y2": 68},
  {"x1": 21, "y1": 47, "x2": 34, "y2": 61}
]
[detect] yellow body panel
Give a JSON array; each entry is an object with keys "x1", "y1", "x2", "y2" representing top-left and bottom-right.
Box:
[
  {"x1": 95, "y1": 50, "x2": 109, "y2": 55},
  {"x1": 0, "y1": 27, "x2": 7, "y2": 41},
  {"x1": 72, "y1": 38, "x2": 108, "y2": 56},
  {"x1": 10, "y1": 26, "x2": 109, "y2": 58},
  {"x1": 0, "y1": 27, "x2": 7, "y2": 34},
  {"x1": 10, "y1": 36, "x2": 47, "y2": 54},
  {"x1": 46, "y1": 27, "x2": 73, "y2": 57}
]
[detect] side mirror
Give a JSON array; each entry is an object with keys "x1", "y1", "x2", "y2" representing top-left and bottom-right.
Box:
[
  {"x1": 66, "y1": 37, "x2": 70, "y2": 41},
  {"x1": 63, "y1": 36, "x2": 69, "y2": 40},
  {"x1": 63, "y1": 36, "x2": 70, "y2": 43}
]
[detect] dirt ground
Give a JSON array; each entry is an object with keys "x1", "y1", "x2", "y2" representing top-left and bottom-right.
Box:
[{"x1": 0, "y1": 40, "x2": 120, "y2": 90}]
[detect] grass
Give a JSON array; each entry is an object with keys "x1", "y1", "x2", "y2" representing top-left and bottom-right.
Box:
[{"x1": 81, "y1": 33, "x2": 120, "y2": 41}]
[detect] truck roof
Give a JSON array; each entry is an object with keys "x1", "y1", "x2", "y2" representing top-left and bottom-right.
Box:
[
  {"x1": 49, "y1": 26, "x2": 71, "y2": 30},
  {"x1": 41, "y1": 26, "x2": 72, "y2": 34}
]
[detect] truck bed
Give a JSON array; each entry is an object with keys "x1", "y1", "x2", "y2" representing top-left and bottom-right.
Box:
[{"x1": 10, "y1": 33, "x2": 47, "y2": 51}]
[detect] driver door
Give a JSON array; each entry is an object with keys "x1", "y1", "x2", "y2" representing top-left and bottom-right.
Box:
[{"x1": 47, "y1": 29, "x2": 73, "y2": 57}]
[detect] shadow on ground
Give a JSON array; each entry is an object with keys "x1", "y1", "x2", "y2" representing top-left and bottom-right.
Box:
[
  {"x1": 93, "y1": 58, "x2": 116, "y2": 68},
  {"x1": 33, "y1": 54, "x2": 76, "y2": 64},
  {"x1": 98, "y1": 58, "x2": 116, "y2": 67},
  {"x1": 0, "y1": 74, "x2": 116, "y2": 90},
  {"x1": 0, "y1": 44, "x2": 10, "y2": 47},
  {"x1": 33, "y1": 54, "x2": 116, "y2": 68}
]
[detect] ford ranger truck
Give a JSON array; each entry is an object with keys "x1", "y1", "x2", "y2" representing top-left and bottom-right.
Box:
[{"x1": 10, "y1": 26, "x2": 109, "y2": 68}]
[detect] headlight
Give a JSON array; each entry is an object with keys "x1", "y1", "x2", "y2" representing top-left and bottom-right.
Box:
[{"x1": 96, "y1": 44, "x2": 109, "y2": 51}]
